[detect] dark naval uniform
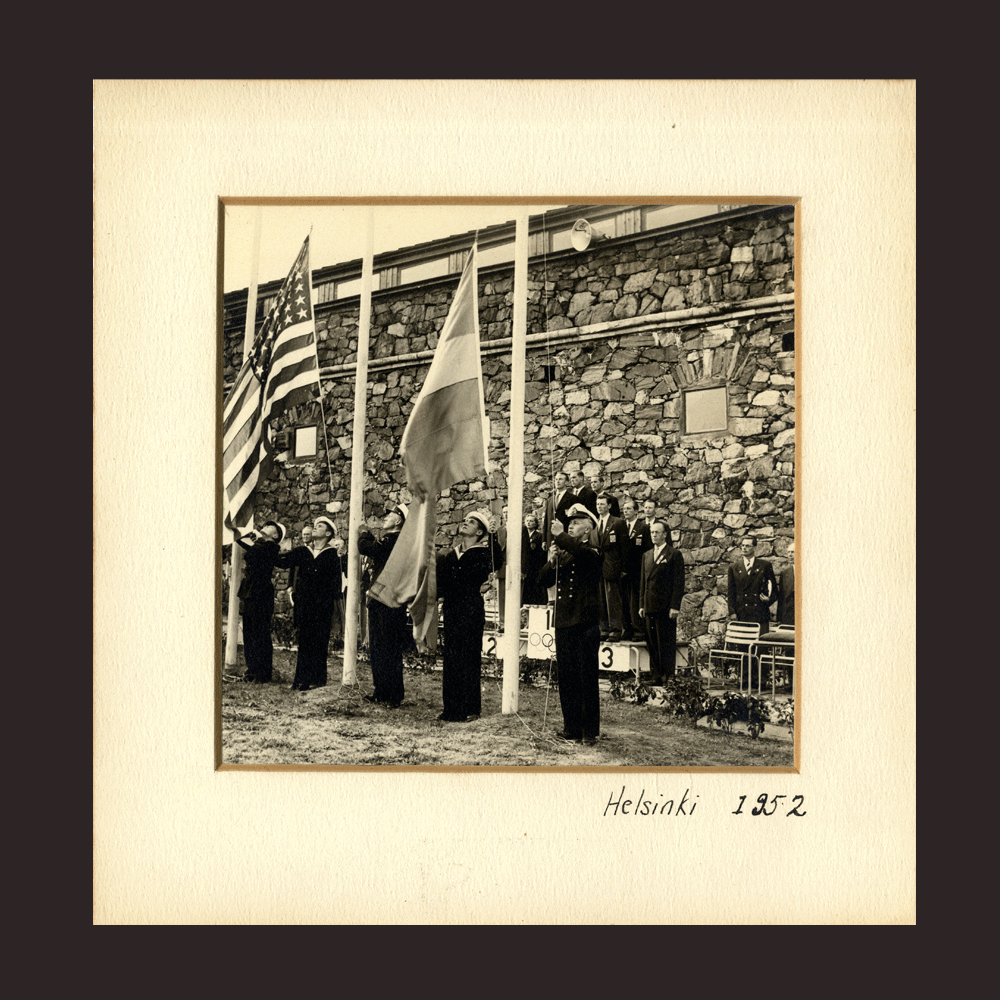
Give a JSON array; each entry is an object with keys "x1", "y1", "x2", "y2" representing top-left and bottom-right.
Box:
[
  {"x1": 538, "y1": 530, "x2": 603, "y2": 741},
  {"x1": 436, "y1": 535, "x2": 503, "y2": 720},
  {"x1": 358, "y1": 527, "x2": 408, "y2": 706},
  {"x1": 235, "y1": 535, "x2": 280, "y2": 683},
  {"x1": 276, "y1": 544, "x2": 343, "y2": 690}
]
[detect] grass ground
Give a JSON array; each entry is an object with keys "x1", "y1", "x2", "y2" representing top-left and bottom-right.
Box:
[{"x1": 221, "y1": 648, "x2": 794, "y2": 768}]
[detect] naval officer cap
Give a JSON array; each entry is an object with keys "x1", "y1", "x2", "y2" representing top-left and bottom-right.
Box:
[
  {"x1": 565, "y1": 503, "x2": 598, "y2": 527},
  {"x1": 394, "y1": 503, "x2": 409, "y2": 522}
]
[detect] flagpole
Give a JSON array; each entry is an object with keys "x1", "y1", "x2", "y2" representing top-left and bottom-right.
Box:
[
  {"x1": 501, "y1": 209, "x2": 529, "y2": 713},
  {"x1": 225, "y1": 205, "x2": 263, "y2": 668},
  {"x1": 342, "y1": 207, "x2": 375, "y2": 687}
]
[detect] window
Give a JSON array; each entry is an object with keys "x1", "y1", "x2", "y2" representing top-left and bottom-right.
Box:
[
  {"x1": 293, "y1": 426, "x2": 317, "y2": 459},
  {"x1": 332, "y1": 273, "x2": 379, "y2": 299},
  {"x1": 683, "y1": 386, "x2": 728, "y2": 434},
  {"x1": 400, "y1": 258, "x2": 449, "y2": 285}
]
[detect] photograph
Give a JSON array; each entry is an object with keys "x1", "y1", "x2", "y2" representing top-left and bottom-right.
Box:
[
  {"x1": 219, "y1": 200, "x2": 798, "y2": 769},
  {"x1": 96, "y1": 79, "x2": 914, "y2": 925}
]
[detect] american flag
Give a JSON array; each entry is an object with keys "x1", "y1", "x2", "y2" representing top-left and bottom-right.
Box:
[{"x1": 223, "y1": 236, "x2": 319, "y2": 532}]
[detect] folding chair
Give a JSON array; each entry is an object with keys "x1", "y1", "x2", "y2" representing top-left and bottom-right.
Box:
[
  {"x1": 707, "y1": 621, "x2": 761, "y2": 691},
  {"x1": 753, "y1": 625, "x2": 795, "y2": 699}
]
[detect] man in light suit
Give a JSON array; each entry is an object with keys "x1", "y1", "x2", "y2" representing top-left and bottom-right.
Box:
[
  {"x1": 638, "y1": 520, "x2": 685, "y2": 684},
  {"x1": 776, "y1": 540, "x2": 795, "y2": 626},
  {"x1": 726, "y1": 535, "x2": 778, "y2": 634},
  {"x1": 591, "y1": 493, "x2": 628, "y2": 640}
]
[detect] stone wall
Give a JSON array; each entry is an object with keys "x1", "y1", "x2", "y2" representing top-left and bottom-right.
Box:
[{"x1": 224, "y1": 205, "x2": 796, "y2": 650}]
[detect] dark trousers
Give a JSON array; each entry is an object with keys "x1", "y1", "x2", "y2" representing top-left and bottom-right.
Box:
[
  {"x1": 555, "y1": 619, "x2": 601, "y2": 739},
  {"x1": 442, "y1": 609, "x2": 485, "y2": 719},
  {"x1": 293, "y1": 603, "x2": 334, "y2": 689},
  {"x1": 242, "y1": 594, "x2": 274, "y2": 682},
  {"x1": 367, "y1": 599, "x2": 407, "y2": 705},
  {"x1": 621, "y1": 575, "x2": 641, "y2": 638},
  {"x1": 645, "y1": 611, "x2": 677, "y2": 682},
  {"x1": 598, "y1": 578, "x2": 624, "y2": 635}
]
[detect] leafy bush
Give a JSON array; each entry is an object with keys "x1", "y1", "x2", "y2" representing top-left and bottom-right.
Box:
[{"x1": 607, "y1": 674, "x2": 792, "y2": 741}]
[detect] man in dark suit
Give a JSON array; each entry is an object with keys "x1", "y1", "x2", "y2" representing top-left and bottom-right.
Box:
[
  {"x1": 357, "y1": 504, "x2": 409, "y2": 707},
  {"x1": 591, "y1": 493, "x2": 628, "y2": 640},
  {"x1": 541, "y1": 471, "x2": 577, "y2": 545},
  {"x1": 620, "y1": 498, "x2": 652, "y2": 641},
  {"x1": 588, "y1": 472, "x2": 620, "y2": 518},
  {"x1": 727, "y1": 535, "x2": 778, "y2": 635},
  {"x1": 638, "y1": 520, "x2": 685, "y2": 684},
  {"x1": 570, "y1": 470, "x2": 597, "y2": 515},
  {"x1": 776, "y1": 540, "x2": 795, "y2": 626},
  {"x1": 538, "y1": 503, "x2": 603, "y2": 745}
]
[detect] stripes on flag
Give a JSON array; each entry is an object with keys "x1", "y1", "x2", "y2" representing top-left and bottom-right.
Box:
[{"x1": 222, "y1": 236, "x2": 320, "y2": 533}]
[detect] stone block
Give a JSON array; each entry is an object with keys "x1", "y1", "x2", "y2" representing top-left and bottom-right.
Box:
[
  {"x1": 568, "y1": 291, "x2": 595, "y2": 317},
  {"x1": 613, "y1": 294, "x2": 639, "y2": 319},
  {"x1": 588, "y1": 303, "x2": 616, "y2": 325},
  {"x1": 685, "y1": 461, "x2": 714, "y2": 484},
  {"x1": 623, "y1": 269, "x2": 657, "y2": 293},
  {"x1": 773, "y1": 428, "x2": 795, "y2": 448},
  {"x1": 752, "y1": 389, "x2": 781, "y2": 407},
  {"x1": 730, "y1": 245, "x2": 753, "y2": 264},
  {"x1": 753, "y1": 242, "x2": 785, "y2": 263},
  {"x1": 705, "y1": 449, "x2": 723, "y2": 464},
  {"x1": 744, "y1": 444, "x2": 769, "y2": 459},
  {"x1": 702, "y1": 596, "x2": 729, "y2": 621},
  {"x1": 690, "y1": 545, "x2": 722, "y2": 564},
  {"x1": 731, "y1": 418, "x2": 763, "y2": 437},
  {"x1": 751, "y1": 225, "x2": 785, "y2": 245}
]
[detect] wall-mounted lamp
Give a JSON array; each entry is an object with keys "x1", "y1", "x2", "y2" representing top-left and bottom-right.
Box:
[{"x1": 570, "y1": 219, "x2": 610, "y2": 252}]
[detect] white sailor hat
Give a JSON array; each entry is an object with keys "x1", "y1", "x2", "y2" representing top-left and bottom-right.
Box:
[
  {"x1": 394, "y1": 503, "x2": 409, "y2": 521},
  {"x1": 260, "y1": 520, "x2": 286, "y2": 543},
  {"x1": 466, "y1": 510, "x2": 493, "y2": 533},
  {"x1": 564, "y1": 503, "x2": 597, "y2": 527},
  {"x1": 313, "y1": 516, "x2": 337, "y2": 536}
]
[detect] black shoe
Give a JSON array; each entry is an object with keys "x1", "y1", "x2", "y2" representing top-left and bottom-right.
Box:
[
  {"x1": 437, "y1": 712, "x2": 467, "y2": 722},
  {"x1": 363, "y1": 695, "x2": 380, "y2": 704},
  {"x1": 582, "y1": 736, "x2": 598, "y2": 746},
  {"x1": 608, "y1": 631, "x2": 622, "y2": 641},
  {"x1": 554, "y1": 730, "x2": 582, "y2": 742}
]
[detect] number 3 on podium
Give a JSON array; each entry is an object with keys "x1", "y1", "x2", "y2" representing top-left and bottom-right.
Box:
[{"x1": 600, "y1": 645, "x2": 614, "y2": 668}]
